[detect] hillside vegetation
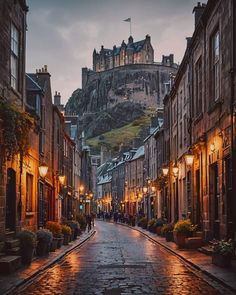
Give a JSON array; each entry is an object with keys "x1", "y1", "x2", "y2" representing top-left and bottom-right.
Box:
[{"x1": 86, "y1": 115, "x2": 151, "y2": 154}]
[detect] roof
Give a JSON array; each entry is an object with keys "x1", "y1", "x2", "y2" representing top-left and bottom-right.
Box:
[
  {"x1": 131, "y1": 146, "x2": 144, "y2": 161},
  {"x1": 26, "y1": 74, "x2": 42, "y2": 92},
  {"x1": 98, "y1": 37, "x2": 146, "y2": 57},
  {"x1": 97, "y1": 175, "x2": 112, "y2": 185}
]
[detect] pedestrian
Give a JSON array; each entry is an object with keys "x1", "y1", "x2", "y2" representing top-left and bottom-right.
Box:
[{"x1": 86, "y1": 214, "x2": 92, "y2": 232}]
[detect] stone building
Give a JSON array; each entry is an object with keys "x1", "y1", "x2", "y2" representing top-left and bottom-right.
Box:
[
  {"x1": 162, "y1": 0, "x2": 236, "y2": 240},
  {"x1": 0, "y1": 0, "x2": 28, "y2": 239},
  {"x1": 93, "y1": 35, "x2": 154, "y2": 72},
  {"x1": 189, "y1": 0, "x2": 236, "y2": 240}
]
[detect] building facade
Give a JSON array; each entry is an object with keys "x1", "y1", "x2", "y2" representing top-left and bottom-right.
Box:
[{"x1": 93, "y1": 35, "x2": 154, "y2": 72}]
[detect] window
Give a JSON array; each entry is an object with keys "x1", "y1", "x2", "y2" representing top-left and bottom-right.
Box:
[
  {"x1": 195, "y1": 57, "x2": 202, "y2": 115},
  {"x1": 26, "y1": 174, "x2": 33, "y2": 212},
  {"x1": 11, "y1": 24, "x2": 19, "y2": 90},
  {"x1": 211, "y1": 30, "x2": 220, "y2": 102}
]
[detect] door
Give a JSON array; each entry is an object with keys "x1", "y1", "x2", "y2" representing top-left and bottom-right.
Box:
[
  {"x1": 6, "y1": 168, "x2": 16, "y2": 231},
  {"x1": 209, "y1": 163, "x2": 220, "y2": 239}
]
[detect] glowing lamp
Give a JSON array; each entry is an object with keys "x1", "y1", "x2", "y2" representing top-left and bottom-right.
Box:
[
  {"x1": 39, "y1": 163, "x2": 48, "y2": 178},
  {"x1": 185, "y1": 154, "x2": 194, "y2": 166},
  {"x1": 173, "y1": 166, "x2": 179, "y2": 178},
  {"x1": 162, "y1": 167, "x2": 169, "y2": 176},
  {"x1": 151, "y1": 186, "x2": 156, "y2": 192},
  {"x1": 58, "y1": 175, "x2": 65, "y2": 185}
]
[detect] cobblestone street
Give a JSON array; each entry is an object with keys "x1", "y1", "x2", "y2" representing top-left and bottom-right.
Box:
[{"x1": 14, "y1": 221, "x2": 229, "y2": 295}]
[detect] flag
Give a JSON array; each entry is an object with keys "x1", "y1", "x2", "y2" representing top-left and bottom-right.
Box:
[{"x1": 123, "y1": 18, "x2": 131, "y2": 22}]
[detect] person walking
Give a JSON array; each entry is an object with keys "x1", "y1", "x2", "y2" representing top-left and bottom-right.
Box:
[{"x1": 86, "y1": 214, "x2": 92, "y2": 232}]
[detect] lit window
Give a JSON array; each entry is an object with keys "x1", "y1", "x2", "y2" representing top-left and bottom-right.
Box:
[{"x1": 11, "y1": 24, "x2": 19, "y2": 90}]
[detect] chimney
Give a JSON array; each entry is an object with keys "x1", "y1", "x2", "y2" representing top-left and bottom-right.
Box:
[
  {"x1": 145, "y1": 34, "x2": 151, "y2": 42},
  {"x1": 54, "y1": 91, "x2": 61, "y2": 106},
  {"x1": 193, "y1": 2, "x2": 206, "y2": 28}
]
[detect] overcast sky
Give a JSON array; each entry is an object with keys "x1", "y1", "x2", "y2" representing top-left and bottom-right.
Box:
[{"x1": 26, "y1": 0, "x2": 198, "y2": 104}]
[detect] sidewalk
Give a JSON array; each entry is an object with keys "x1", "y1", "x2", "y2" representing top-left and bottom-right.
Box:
[
  {"x1": 0, "y1": 229, "x2": 96, "y2": 295},
  {"x1": 116, "y1": 222, "x2": 236, "y2": 293}
]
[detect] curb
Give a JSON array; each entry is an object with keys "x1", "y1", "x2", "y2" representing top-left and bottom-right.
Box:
[
  {"x1": 112, "y1": 221, "x2": 236, "y2": 294},
  {"x1": 4, "y1": 230, "x2": 96, "y2": 295}
]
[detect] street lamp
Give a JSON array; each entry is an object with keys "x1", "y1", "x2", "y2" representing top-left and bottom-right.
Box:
[
  {"x1": 162, "y1": 167, "x2": 169, "y2": 176},
  {"x1": 185, "y1": 152, "x2": 194, "y2": 167},
  {"x1": 39, "y1": 163, "x2": 48, "y2": 178},
  {"x1": 58, "y1": 175, "x2": 66, "y2": 185},
  {"x1": 143, "y1": 186, "x2": 148, "y2": 194},
  {"x1": 172, "y1": 166, "x2": 179, "y2": 178}
]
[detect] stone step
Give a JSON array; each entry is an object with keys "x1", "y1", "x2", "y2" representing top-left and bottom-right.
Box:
[
  {"x1": 198, "y1": 245, "x2": 214, "y2": 256},
  {"x1": 0, "y1": 255, "x2": 21, "y2": 275},
  {"x1": 6, "y1": 247, "x2": 21, "y2": 255},
  {"x1": 5, "y1": 231, "x2": 16, "y2": 240},
  {"x1": 5, "y1": 239, "x2": 20, "y2": 249}
]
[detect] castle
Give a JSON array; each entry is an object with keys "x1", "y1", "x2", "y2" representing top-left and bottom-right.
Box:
[{"x1": 93, "y1": 35, "x2": 154, "y2": 72}]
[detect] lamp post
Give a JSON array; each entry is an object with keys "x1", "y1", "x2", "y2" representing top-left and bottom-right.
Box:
[
  {"x1": 38, "y1": 163, "x2": 48, "y2": 227},
  {"x1": 79, "y1": 185, "x2": 84, "y2": 214}
]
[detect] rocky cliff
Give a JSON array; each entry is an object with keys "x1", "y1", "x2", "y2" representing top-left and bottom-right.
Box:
[{"x1": 65, "y1": 63, "x2": 177, "y2": 145}]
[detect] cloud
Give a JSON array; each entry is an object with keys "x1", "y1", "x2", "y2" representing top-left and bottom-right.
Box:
[{"x1": 26, "y1": 0, "x2": 197, "y2": 103}]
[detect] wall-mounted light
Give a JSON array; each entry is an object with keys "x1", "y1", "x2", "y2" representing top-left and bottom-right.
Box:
[
  {"x1": 185, "y1": 153, "x2": 194, "y2": 167},
  {"x1": 79, "y1": 185, "x2": 84, "y2": 193},
  {"x1": 39, "y1": 163, "x2": 48, "y2": 178},
  {"x1": 58, "y1": 175, "x2": 65, "y2": 185},
  {"x1": 151, "y1": 186, "x2": 156, "y2": 192},
  {"x1": 143, "y1": 187, "x2": 148, "y2": 193},
  {"x1": 172, "y1": 166, "x2": 179, "y2": 178},
  {"x1": 162, "y1": 167, "x2": 169, "y2": 176}
]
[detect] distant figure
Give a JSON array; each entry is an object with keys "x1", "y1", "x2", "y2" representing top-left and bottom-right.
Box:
[{"x1": 86, "y1": 214, "x2": 92, "y2": 232}]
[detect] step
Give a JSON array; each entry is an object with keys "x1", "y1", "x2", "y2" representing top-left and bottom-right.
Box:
[
  {"x1": 5, "y1": 231, "x2": 16, "y2": 240},
  {"x1": 6, "y1": 247, "x2": 21, "y2": 255},
  {"x1": 199, "y1": 245, "x2": 214, "y2": 256},
  {"x1": 0, "y1": 255, "x2": 21, "y2": 275},
  {"x1": 5, "y1": 239, "x2": 20, "y2": 249}
]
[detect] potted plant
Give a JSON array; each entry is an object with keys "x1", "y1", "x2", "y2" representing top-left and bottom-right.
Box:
[
  {"x1": 173, "y1": 219, "x2": 196, "y2": 248},
  {"x1": 17, "y1": 230, "x2": 36, "y2": 265},
  {"x1": 212, "y1": 239, "x2": 234, "y2": 267},
  {"x1": 46, "y1": 221, "x2": 62, "y2": 251},
  {"x1": 138, "y1": 217, "x2": 148, "y2": 229},
  {"x1": 36, "y1": 229, "x2": 53, "y2": 256},
  {"x1": 155, "y1": 218, "x2": 166, "y2": 236},
  {"x1": 76, "y1": 214, "x2": 87, "y2": 231},
  {"x1": 147, "y1": 218, "x2": 156, "y2": 233},
  {"x1": 61, "y1": 225, "x2": 72, "y2": 245},
  {"x1": 65, "y1": 221, "x2": 80, "y2": 240},
  {"x1": 162, "y1": 223, "x2": 174, "y2": 242}
]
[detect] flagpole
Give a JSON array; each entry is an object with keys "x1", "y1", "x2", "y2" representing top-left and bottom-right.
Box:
[{"x1": 130, "y1": 20, "x2": 132, "y2": 36}]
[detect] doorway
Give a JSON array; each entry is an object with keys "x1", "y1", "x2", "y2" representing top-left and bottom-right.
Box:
[
  {"x1": 209, "y1": 163, "x2": 220, "y2": 239},
  {"x1": 6, "y1": 168, "x2": 16, "y2": 231}
]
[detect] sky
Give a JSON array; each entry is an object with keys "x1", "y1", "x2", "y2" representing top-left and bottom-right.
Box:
[{"x1": 26, "y1": 0, "x2": 198, "y2": 104}]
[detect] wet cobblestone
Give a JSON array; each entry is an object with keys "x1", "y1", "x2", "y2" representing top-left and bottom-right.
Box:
[{"x1": 16, "y1": 222, "x2": 223, "y2": 295}]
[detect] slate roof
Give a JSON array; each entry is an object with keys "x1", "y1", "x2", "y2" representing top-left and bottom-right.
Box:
[
  {"x1": 131, "y1": 146, "x2": 144, "y2": 161},
  {"x1": 101, "y1": 38, "x2": 146, "y2": 57},
  {"x1": 26, "y1": 74, "x2": 42, "y2": 92}
]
